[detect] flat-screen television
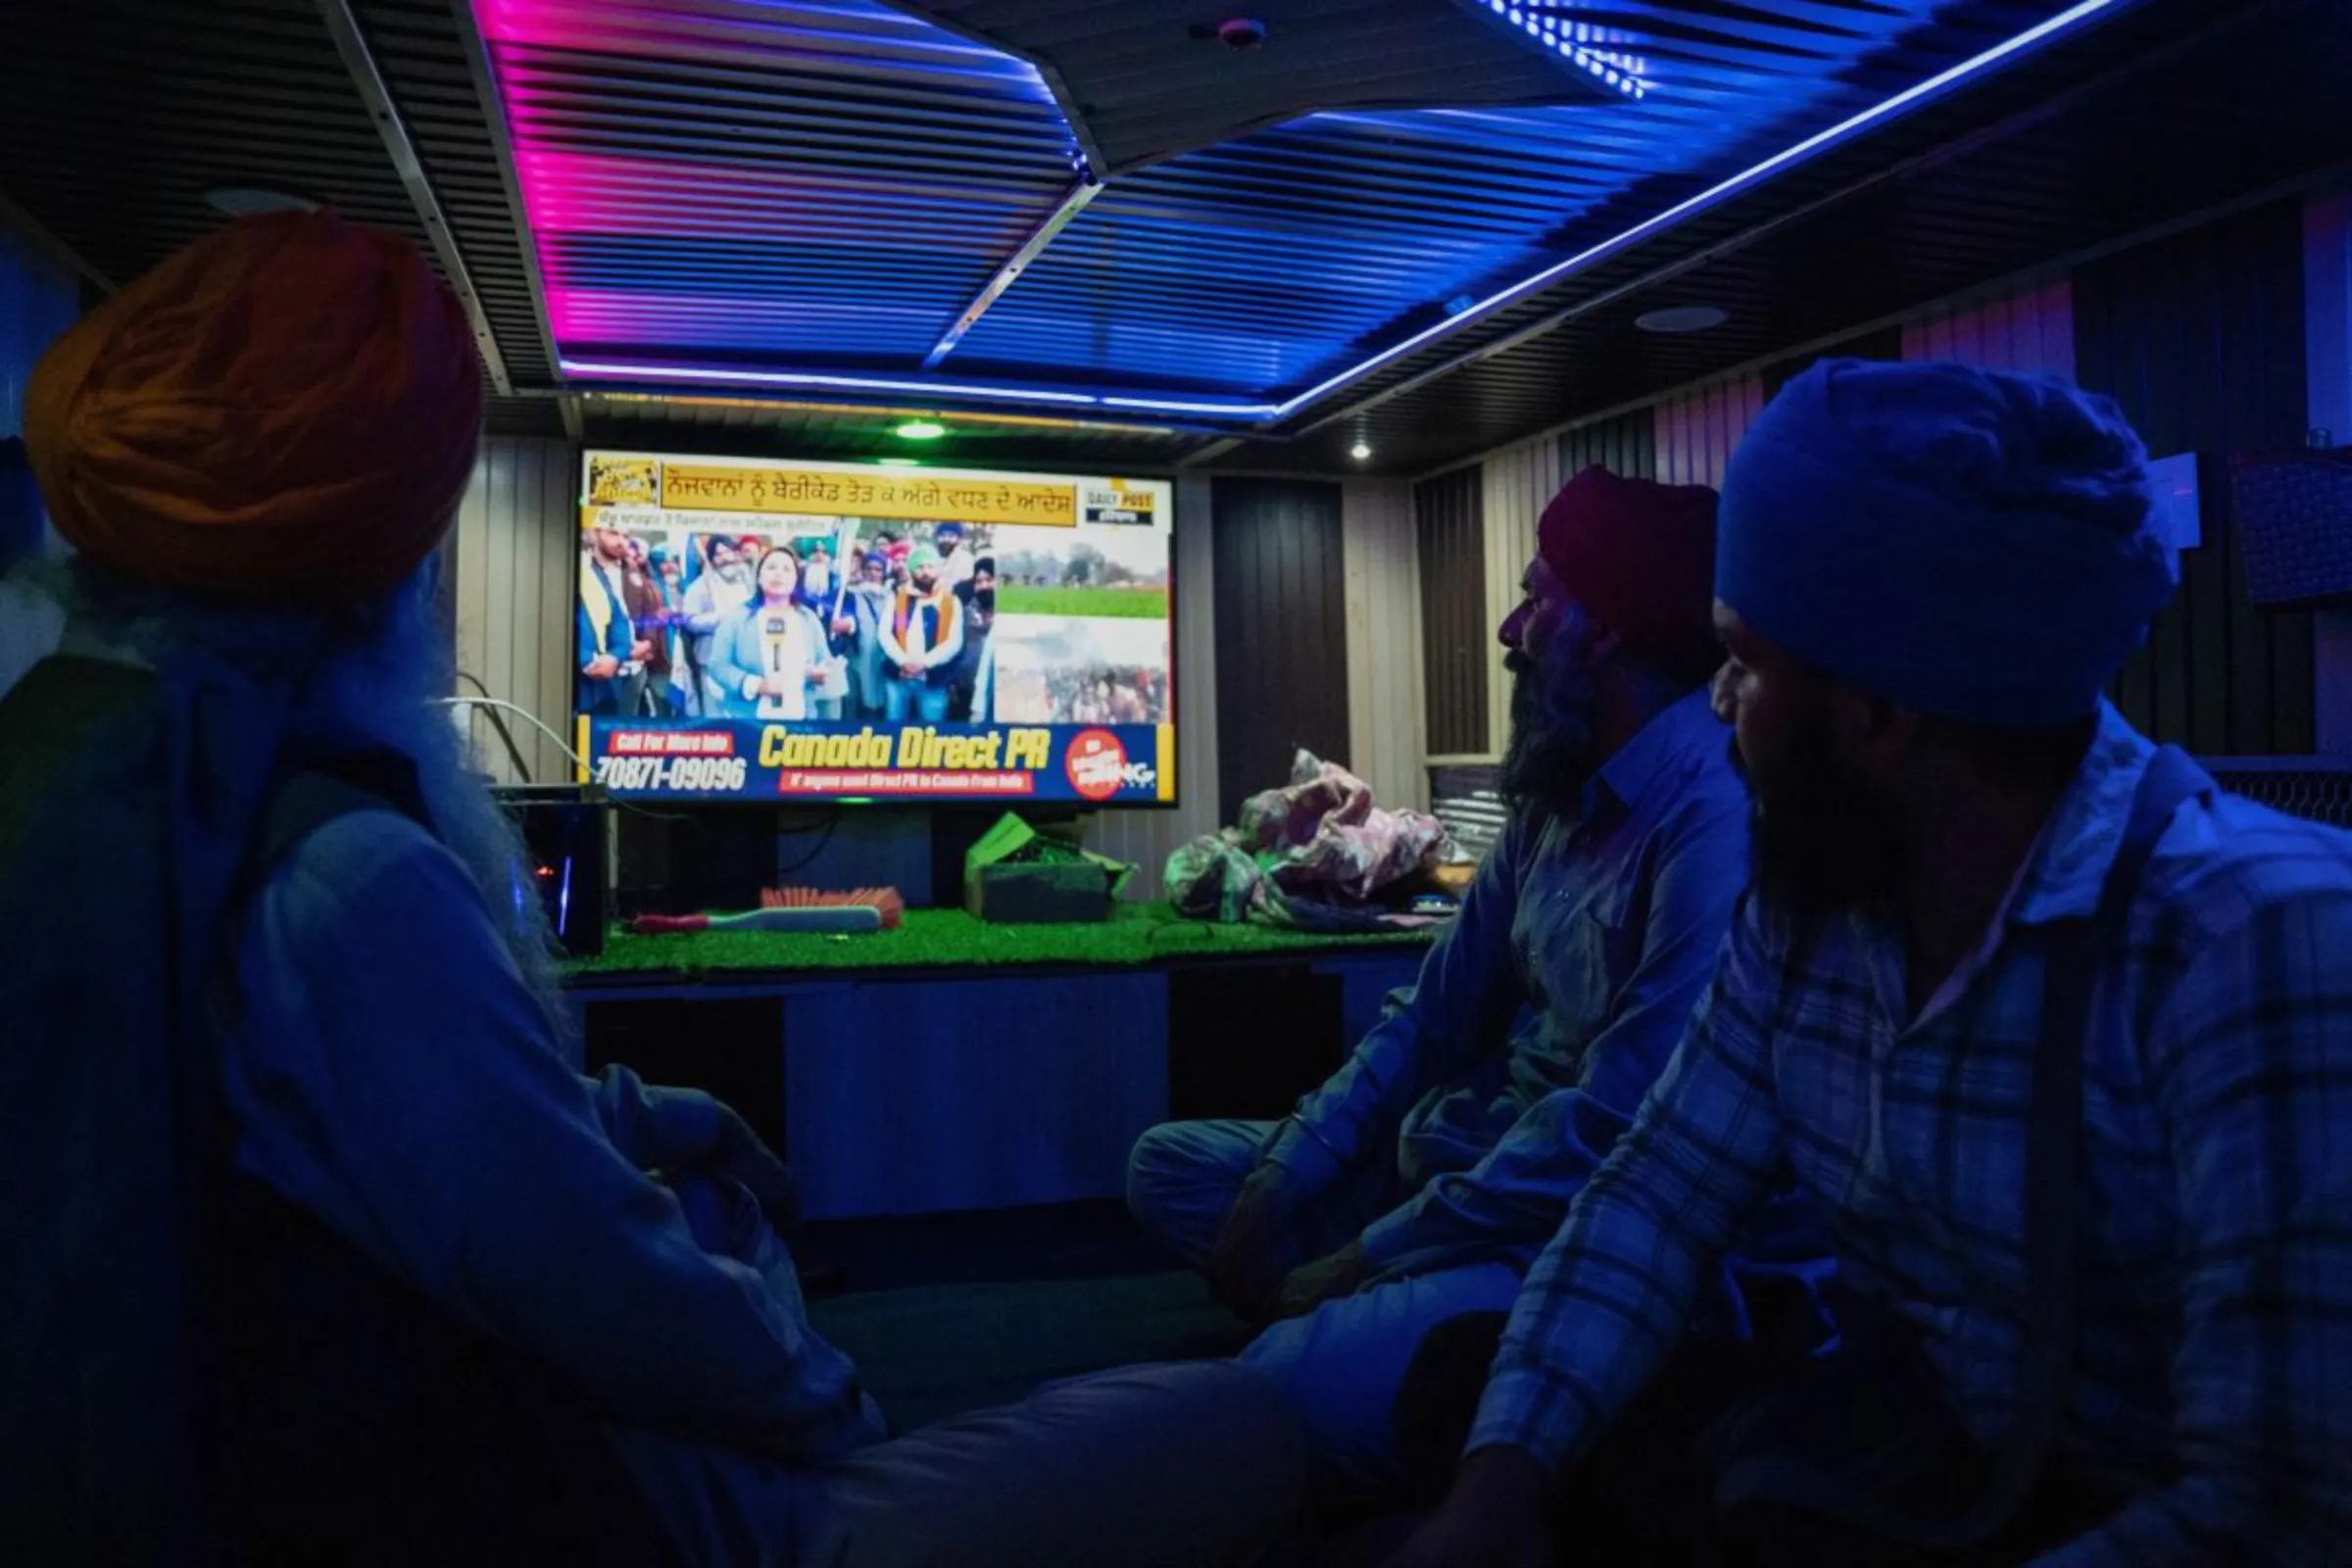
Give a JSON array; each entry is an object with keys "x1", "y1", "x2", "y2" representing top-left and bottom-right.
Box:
[{"x1": 572, "y1": 451, "x2": 1178, "y2": 807}]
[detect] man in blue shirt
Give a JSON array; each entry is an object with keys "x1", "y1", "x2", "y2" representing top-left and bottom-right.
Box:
[
  {"x1": 1128, "y1": 466, "x2": 1815, "y2": 1489},
  {"x1": 1394, "y1": 361, "x2": 2352, "y2": 1565}
]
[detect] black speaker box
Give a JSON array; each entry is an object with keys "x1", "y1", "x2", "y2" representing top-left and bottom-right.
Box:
[{"x1": 494, "y1": 784, "x2": 610, "y2": 957}]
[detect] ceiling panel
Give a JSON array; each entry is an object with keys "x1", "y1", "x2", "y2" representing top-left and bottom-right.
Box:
[
  {"x1": 901, "y1": 0, "x2": 1618, "y2": 174},
  {"x1": 471, "y1": 0, "x2": 2105, "y2": 412},
  {"x1": 1205, "y1": 0, "x2": 2352, "y2": 474},
  {"x1": 475, "y1": 0, "x2": 1081, "y2": 367},
  {"x1": 0, "y1": 1, "x2": 419, "y2": 276},
  {"x1": 7, "y1": 0, "x2": 2340, "y2": 480}
]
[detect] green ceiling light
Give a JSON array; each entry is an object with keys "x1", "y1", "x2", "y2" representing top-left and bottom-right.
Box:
[
  {"x1": 895, "y1": 418, "x2": 947, "y2": 441},
  {"x1": 879, "y1": 458, "x2": 921, "y2": 467}
]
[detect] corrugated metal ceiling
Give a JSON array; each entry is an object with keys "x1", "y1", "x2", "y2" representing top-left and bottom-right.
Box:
[
  {"x1": 479, "y1": 0, "x2": 1081, "y2": 367},
  {"x1": 5, "y1": 0, "x2": 2341, "y2": 472},
  {"x1": 476, "y1": 0, "x2": 2112, "y2": 408},
  {"x1": 0, "y1": 0, "x2": 563, "y2": 436},
  {"x1": 1227, "y1": 0, "x2": 2352, "y2": 473}
]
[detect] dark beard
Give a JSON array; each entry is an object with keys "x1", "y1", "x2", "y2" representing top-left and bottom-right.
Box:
[
  {"x1": 1495, "y1": 645, "x2": 1598, "y2": 821},
  {"x1": 1738, "y1": 723, "x2": 1905, "y2": 924}
]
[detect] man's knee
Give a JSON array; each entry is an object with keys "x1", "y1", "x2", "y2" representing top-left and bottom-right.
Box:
[
  {"x1": 1125, "y1": 1120, "x2": 1185, "y2": 1214},
  {"x1": 1126, "y1": 1119, "x2": 1255, "y2": 1261}
]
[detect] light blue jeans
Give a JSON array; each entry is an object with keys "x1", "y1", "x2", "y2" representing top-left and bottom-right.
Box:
[
  {"x1": 1127, "y1": 1118, "x2": 1525, "y2": 1493},
  {"x1": 883, "y1": 679, "x2": 949, "y2": 724}
]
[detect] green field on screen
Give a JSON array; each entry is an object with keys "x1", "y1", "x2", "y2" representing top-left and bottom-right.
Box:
[{"x1": 996, "y1": 586, "x2": 1168, "y2": 619}]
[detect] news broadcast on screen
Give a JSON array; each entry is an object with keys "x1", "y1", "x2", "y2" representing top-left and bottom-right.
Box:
[{"x1": 572, "y1": 451, "x2": 1178, "y2": 806}]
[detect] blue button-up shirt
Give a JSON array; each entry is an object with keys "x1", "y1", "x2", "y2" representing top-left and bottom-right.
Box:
[
  {"x1": 1471, "y1": 703, "x2": 2352, "y2": 1563},
  {"x1": 1261, "y1": 688, "x2": 1759, "y2": 1279}
]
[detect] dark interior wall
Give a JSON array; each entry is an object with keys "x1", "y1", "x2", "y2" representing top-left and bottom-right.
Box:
[
  {"x1": 1209, "y1": 477, "x2": 1350, "y2": 821},
  {"x1": 1413, "y1": 467, "x2": 1488, "y2": 758},
  {"x1": 2075, "y1": 200, "x2": 2317, "y2": 756},
  {"x1": 1558, "y1": 409, "x2": 1657, "y2": 483},
  {"x1": 1760, "y1": 322, "x2": 1905, "y2": 401}
]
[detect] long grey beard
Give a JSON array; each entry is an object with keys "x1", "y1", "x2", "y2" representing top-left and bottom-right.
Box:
[{"x1": 45, "y1": 558, "x2": 573, "y2": 1050}]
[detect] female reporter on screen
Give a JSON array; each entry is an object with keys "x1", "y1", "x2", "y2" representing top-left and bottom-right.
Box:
[{"x1": 707, "y1": 546, "x2": 839, "y2": 721}]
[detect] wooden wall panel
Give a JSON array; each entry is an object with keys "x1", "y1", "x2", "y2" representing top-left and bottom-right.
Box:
[
  {"x1": 1903, "y1": 273, "x2": 2078, "y2": 377},
  {"x1": 1557, "y1": 408, "x2": 1657, "y2": 483},
  {"x1": 2077, "y1": 201, "x2": 2315, "y2": 755},
  {"x1": 450, "y1": 436, "x2": 581, "y2": 785},
  {"x1": 1087, "y1": 473, "x2": 1221, "y2": 896},
  {"x1": 784, "y1": 975, "x2": 1167, "y2": 1220},
  {"x1": 1209, "y1": 477, "x2": 1351, "y2": 821},
  {"x1": 2305, "y1": 189, "x2": 2352, "y2": 757},
  {"x1": 1341, "y1": 477, "x2": 1426, "y2": 810},
  {"x1": 1479, "y1": 437, "x2": 1567, "y2": 756},
  {"x1": 1654, "y1": 373, "x2": 1767, "y2": 487},
  {"x1": 1414, "y1": 467, "x2": 1487, "y2": 759}
]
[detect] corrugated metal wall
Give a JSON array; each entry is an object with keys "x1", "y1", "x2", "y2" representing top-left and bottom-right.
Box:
[
  {"x1": 1558, "y1": 408, "x2": 1657, "y2": 483},
  {"x1": 1414, "y1": 466, "x2": 1487, "y2": 760},
  {"x1": 0, "y1": 223, "x2": 75, "y2": 440},
  {"x1": 1209, "y1": 477, "x2": 1352, "y2": 822},
  {"x1": 1478, "y1": 436, "x2": 1568, "y2": 756},
  {"x1": 1903, "y1": 273, "x2": 2078, "y2": 377},
  {"x1": 1087, "y1": 473, "x2": 1220, "y2": 898},
  {"x1": 450, "y1": 436, "x2": 580, "y2": 785},
  {"x1": 2305, "y1": 190, "x2": 2352, "y2": 757},
  {"x1": 2076, "y1": 200, "x2": 2315, "y2": 755},
  {"x1": 1341, "y1": 478, "x2": 1426, "y2": 811},
  {"x1": 1654, "y1": 373, "x2": 1768, "y2": 487}
]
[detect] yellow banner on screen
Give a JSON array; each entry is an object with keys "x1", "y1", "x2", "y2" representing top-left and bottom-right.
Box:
[{"x1": 656, "y1": 464, "x2": 1079, "y2": 527}]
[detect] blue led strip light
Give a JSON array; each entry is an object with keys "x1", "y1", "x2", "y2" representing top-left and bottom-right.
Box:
[{"x1": 1479, "y1": 0, "x2": 1648, "y2": 100}]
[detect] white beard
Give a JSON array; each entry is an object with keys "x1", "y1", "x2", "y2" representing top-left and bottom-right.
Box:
[{"x1": 29, "y1": 556, "x2": 571, "y2": 1043}]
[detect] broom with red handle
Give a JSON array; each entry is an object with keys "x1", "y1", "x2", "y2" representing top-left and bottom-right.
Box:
[{"x1": 629, "y1": 886, "x2": 905, "y2": 936}]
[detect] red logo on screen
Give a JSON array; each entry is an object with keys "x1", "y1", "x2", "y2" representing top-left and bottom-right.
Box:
[{"x1": 1065, "y1": 729, "x2": 1128, "y2": 802}]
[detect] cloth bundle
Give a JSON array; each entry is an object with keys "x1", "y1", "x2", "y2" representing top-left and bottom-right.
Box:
[{"x1": 1166, "y1": 751, "x2": 1456, "y2": 930}]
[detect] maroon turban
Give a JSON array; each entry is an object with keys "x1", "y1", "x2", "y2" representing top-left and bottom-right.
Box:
[
  {"x1": 24, "y1": 210, "x2": 483, "y2": 604},
  {"x1": 1536, "y1": 466, "x2": 1722, "y2": 684}
]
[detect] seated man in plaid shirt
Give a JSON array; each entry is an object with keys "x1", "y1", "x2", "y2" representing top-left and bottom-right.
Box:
[{"x1": 1390, "y1": 360, "x2": 2352, "y2": 1566}]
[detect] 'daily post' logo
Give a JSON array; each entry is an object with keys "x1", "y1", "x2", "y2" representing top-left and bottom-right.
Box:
[{"x1": 1064, "y1": 729, "x2": 1129, "y2": 802}]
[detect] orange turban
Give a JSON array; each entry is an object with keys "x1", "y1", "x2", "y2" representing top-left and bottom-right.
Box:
[{"x1": 24, "y1": 211, "x2": 483, "y2": 604}]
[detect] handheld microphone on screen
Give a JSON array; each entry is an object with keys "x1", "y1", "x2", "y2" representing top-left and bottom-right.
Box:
[{"x1": 629, "y1": 885, "x2": 905, "y2": 936}]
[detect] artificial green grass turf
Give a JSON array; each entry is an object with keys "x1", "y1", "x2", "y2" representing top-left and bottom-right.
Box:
[
  {"x1": 565, "y1": 901, "x2": 1431, "y2": 976},
  {"x1": 993, "y1": 585, "x2": 1168, "y2": 619}
]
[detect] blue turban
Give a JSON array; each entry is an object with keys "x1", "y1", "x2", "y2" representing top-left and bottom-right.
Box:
[{"x1": 1716, "y1": 359, "x2": 2178, "y2": 727}]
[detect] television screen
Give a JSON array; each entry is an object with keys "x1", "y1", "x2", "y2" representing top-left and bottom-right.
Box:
[{"x1": 572, "y1": 451, "x2": 1178, "y2": 806}]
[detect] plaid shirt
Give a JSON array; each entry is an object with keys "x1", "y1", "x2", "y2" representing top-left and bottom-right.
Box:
[{"x1": 1470, "y1": 705, "x2": 2352, "y2": 1564}]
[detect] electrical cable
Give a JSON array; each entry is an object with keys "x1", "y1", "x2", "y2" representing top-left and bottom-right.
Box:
[
  {"x1": 449, "y1": 672, "x2": 536, "y2": 784},
  {"x1": 439, "y1": 693, "x2": 587, "y2": 771},
  {"x1": 774, "y1": 810, "x2": 843, "y2": 878},
  {"x1": 438, "y1": 688, "x2": 691, "y2": 821}
]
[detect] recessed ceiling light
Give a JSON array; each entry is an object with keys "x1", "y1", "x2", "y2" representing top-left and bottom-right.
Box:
[
  {"x1": 204, "y1": 184, "x2": 319, "y2": 218},
  {"x1": 894, "y1": 419, "x2": 947, "y2": 441},
  {"x1": 1349, "y1": 441, "x2": 1372, "y2": 461},
  {"x1": 1634, "y1": 305, "x2": 1730, "y2": 334}
]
